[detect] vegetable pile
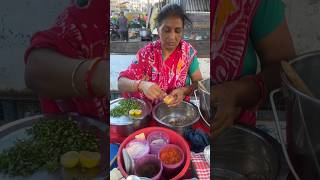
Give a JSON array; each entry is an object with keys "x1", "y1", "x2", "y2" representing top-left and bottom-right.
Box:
[
  {"x1": 110, "y1": 99, "x2": 141, "y2": 117},
  {"x1": 0, "y1": 117, "x2": 99, "y2": 176}
]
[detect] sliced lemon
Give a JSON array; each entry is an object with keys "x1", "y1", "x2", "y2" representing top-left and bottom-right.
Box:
[
  {"x1": 135, "y1": 133, "x2": 146, "y2": 140},
  {"x1": 129, "y1": 109, "x2": 135, "y2": 116},
  {"x1": 163, "y1": 95, "x2": 174, "y2": 105},
  {"x1": 79, "y1": 151, "x2": 101, "y2": 168},
  {"x1": 60, "y1": 151, "x2": 79, "y2": 168},
  {"x1": 134, "y1": 109, "x2": 142, "y2": 116}
]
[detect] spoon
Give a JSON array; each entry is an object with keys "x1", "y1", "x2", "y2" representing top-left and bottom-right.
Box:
[{"x1": 281, "y1": 61, "x2": 315, "y2": 97}]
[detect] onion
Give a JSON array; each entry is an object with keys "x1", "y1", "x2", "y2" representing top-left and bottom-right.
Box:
[{"x1": 126, "y1": 139, "x2": 149, "y2": 159}]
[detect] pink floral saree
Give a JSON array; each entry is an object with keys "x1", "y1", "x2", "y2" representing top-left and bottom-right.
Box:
[{"x1": 211, "y1": 0, "x2": 260, "y2": 126}]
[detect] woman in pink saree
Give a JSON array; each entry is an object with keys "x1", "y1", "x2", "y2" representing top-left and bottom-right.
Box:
[
  {"x1": 24, "y1": 0, "x2": 108, "y2": 121},
  {"x1": 211, "y1": 0, "x2": 296, "y2": 138},
  {"x1": 118, "y1": 4, "x2": 203, "y2": 107}
]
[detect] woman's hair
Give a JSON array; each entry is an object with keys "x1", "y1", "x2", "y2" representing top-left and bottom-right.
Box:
[{"x1": 157, "y1": 4, "x2": 191, "y2": 27}]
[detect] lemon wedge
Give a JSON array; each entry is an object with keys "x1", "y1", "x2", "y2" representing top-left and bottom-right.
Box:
[
  {"x1": 135, "y1": 133, "x2": 146, "y2": 140},
  {"x1": 134, "y1": 109, "x2": 142, "y2": 116},
  {"x1": 60, "y1": 151, "x2": 79, "y2": 168},
  {"x1": 129, "y1": 109, "x2": 136, "y2": 116},
  {"x1": 163, "y1": 95, "x2": 174, "y2": 105},
  {"x1": 79, "y1": 151, "x2": 101, "y2": 168},
  {"x1": 129, "y1": 109, "x2": 142, "y2": 117}
]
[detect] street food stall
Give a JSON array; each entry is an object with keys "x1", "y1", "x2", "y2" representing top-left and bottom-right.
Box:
[{"x1": 109, "y1": 54, "x2": 211, "y2": 179}]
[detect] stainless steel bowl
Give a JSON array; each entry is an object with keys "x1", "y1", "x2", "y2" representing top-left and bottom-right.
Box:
[
  {"x1": 110, "y1": 98, "x2": 152, "y2": 137},
  {"x1": 213, "y1": 124, "x2": 289, "y2": 180},
  {"x1": 152, "y1": 101, "x2": 200, "y2": 135}
]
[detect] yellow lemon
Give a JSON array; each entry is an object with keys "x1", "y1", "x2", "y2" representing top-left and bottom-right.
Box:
[
  {"x1": 135, "y1": 133, "x2": 146, "y2": 140},
  {"x1": 79, "y1": 151, "x2": 101, "y2": 168},
  {"x1": 134, "y1": 109, "x2": 142, "y2": 116},
  {"x1": 129, "y1": 109, "x2": 135, "y2": 116},
  {"x1": 60, "y1": 151, "x2": 79, "y2": 168},
  {"x1": 163, "y1": 95, "x2": 174, "y2": 105}
]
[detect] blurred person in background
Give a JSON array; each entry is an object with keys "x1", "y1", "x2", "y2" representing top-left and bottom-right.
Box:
[{"x1": 118, "y1": 11, "x2": 129, "y2": 42}]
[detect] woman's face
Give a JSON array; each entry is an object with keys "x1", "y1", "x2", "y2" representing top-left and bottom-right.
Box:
[{"x1": 158, "y1": 16, "x2": 183, "y2": 52}]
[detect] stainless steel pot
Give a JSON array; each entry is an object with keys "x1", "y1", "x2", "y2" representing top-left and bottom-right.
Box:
[
  {"x1": 213, "y1": 124, "x2": 289, "y2": 180},
  {"x1": 194, "y1": 78, "x2": 210, "y2": 127},
  {"x1": 110, "y1": 98, "x2": 152, "y2": 138},
  {"x1": 152, "y1": 101, "x2": 200, "y2": 135},
  {"x1": 271, "y1": 51, "x2": 320, "y2": 180}
]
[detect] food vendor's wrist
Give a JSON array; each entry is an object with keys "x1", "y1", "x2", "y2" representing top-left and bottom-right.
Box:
[
  {"x1": 73, "y1": 59, "x2": 108, "y2": 98},
  {"x1": 230, "y1": 76, "x2": 261, "y2": 107},
  {"x1": 91, "y1": 60, "x2": 108, "y2": 97},
  {"x1": 72, "y1": 60, "x2": 87, "y2": 96},
  {"x1": 181, "y1": 87, "x2": 190, "y2": 96},
  {"x1": 214, "y1": 81, "x2": 240, "y2": 107},
  {"x1": 137, "y1": 80, "x2": 144, "y2": 92},
  {"x1": 74, "y1": 60, "x2": 90, "y2": 97},
  {"x1": 136, "y1": 80, "x2": 143, "y2": 92},
  {"x1": 242, "y1": 75, "x2": 267, "y2": 108}
]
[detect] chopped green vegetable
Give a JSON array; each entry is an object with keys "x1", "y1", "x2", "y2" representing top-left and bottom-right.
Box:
[
  {"x1": 0, "y1": 117, "x2": 99, "y2": 176},
  {"x1": 110, "y1": 99, "x2": 141, "y2": 117}
]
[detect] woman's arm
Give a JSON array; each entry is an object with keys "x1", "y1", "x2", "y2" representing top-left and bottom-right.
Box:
[
  {"x1": 118, "y1": 77, "x2": 140, "y2": 92},
  {"x1": 181, "y1": 69, "x2": 203, "y2": 96},
  {"x1": 25, "y1": 49, "x2": 108, "y2": 99},
  {"x1": 213, "y1": 20, "x2": 296, "y2": 138},
  {"x1": 118, "y1": 77, "x2": 167, "y2": 101},
  {"x1": 230, "y1": 20, "x2": 296, "y2": 108}
]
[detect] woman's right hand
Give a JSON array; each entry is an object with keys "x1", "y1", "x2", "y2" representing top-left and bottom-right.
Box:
[
  {"x1": 139, "y1": 81, "x2": 166, "y2": 101},
  {"x1": 212, "y1": 81, "x2": 242, "y2": 140}
]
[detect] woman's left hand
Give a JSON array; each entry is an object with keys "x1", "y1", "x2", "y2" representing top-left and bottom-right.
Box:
[{"x1": 167, "y1": 87, "x2": 187, "y2": 107}]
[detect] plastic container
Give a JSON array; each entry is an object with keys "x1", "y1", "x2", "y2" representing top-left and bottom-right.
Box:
[
  {"x1": 158, "y1": 144, "x2": 184, "y2": 178},
  {"x1": 147, "y1": 131, "x2": 170, "y2": 155},
  {"x1": 134, "y1": 154, "x2": 163, "y2": 180},
  {"x1": 118, "y1": 127, "x2": 190, "y2": 180},
  {"x1": 125, "y1": 139, "x2": 150, "y2": 161}
]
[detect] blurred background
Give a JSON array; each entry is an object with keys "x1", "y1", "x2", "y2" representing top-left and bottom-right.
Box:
[{"x1": 109, "y1": 0, "x2": 210, "y2": 101}]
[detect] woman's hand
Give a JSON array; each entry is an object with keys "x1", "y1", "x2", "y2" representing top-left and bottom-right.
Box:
[
  {"x1": 212, "y1": 82, "x2": 242, "y2": 139},
  {"x1": 167, "y1": 87, "x2": 187, "y2": 107},
  {"x1": 139, "y1": 81, "x2": 166, "y2": 101}
]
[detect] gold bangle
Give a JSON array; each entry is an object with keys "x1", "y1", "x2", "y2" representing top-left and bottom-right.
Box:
[{"x1": 71, "y1": 59, "x2": 87, "y2": 96}]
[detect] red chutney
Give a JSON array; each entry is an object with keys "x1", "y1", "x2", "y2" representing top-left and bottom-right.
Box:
[{"x1": 160, "y1": 147, "x2": 182, "y2": 165}]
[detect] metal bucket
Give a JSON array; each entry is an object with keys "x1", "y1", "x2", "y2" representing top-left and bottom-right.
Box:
[
  {"x1": 213, "y1": 124, "x2": 289, "y2": 180},
  {"x1": 271, "y1": 51, "x2": 320, "y2": 180},
  {"x1": 194, "y1": 79, "x2": 210, "y2": 127}
]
